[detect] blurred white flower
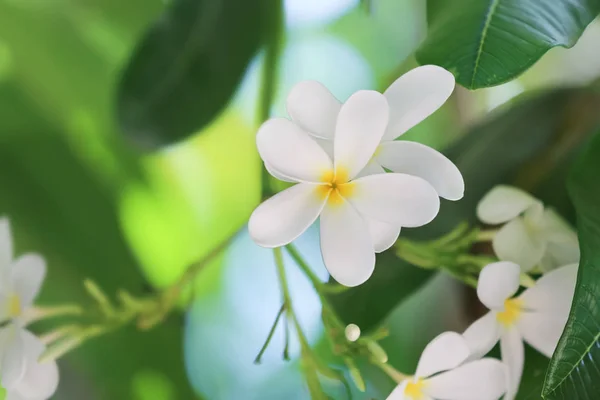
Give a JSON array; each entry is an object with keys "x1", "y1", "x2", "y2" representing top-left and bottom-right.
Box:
[
  {"x1": 387, "y1": 331, "x2": 507, "y2": 400},
  {"x1": 477, "y1": 185, "x2": 580, "y2": 272},
  {"x1": 0, "y1": 218, "x2": 59, "y2": 399},
  {"x1": 249, "y1": 90, "x2": 441, "y2": 287},
  {"x1": 463, "y1": 262, "x2": 578, "y2": 400}
]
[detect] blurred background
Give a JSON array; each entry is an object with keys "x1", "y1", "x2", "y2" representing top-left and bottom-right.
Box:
[{"x1": 1, "y1": 0, "x2": 600, "y2": 398}]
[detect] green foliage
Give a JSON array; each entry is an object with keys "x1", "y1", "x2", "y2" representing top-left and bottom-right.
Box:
[
  {"x1": 117, "y1": 0, "x2": 282, "y2": 148},
  {"x1": 418, "y1": 0, "x2": 600, "y2": 89},
  {"x1": 329, "y1": 87, "x2": 600, "y2": 332},
  {"x1": 543, "y1": 130, "x2": 600, "y2": 399}
]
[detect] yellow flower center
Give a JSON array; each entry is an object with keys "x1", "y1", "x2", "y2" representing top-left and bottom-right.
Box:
[
  {"x1": 404, "y1": 378, "x2": 428, "y2": 399},
  {"x1": 496, "y1": 298, "x2": 523, "y2": 326},
  {"x1": 8, "y1": 294, "x2": 21, "y2": 318},
  {"x1": 317, "y1": 167, "x2": 355, "y2": 206}
]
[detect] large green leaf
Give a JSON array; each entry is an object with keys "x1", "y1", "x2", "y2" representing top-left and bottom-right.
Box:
[
  {"x1": 117, "y1": 0, "x2": 281, "y2": 148},
  {"x1": 542, "y1": 131, "x2": 600, "y2": 399},
  {"x1": 417, "y1": 0, "x2": 600, "y2": 89},
  {"x1": 329, "y1": 88, "x2": 600, "y2": 331}
]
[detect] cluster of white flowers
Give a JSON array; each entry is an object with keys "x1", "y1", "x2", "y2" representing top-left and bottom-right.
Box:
[
  {"x1": 249, "y1": 65, "x2": 464, "y2": 287},
  {"x1": 0, "y1": 219, "x2": 58, "y2": 400}
]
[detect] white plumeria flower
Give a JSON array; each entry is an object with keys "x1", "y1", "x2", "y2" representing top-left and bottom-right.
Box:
[
  {"x1": 387, "y1": 331, "x2": 507, "y2": 400},
  {"x1": 285, "y1": 65, "x2": 464, "y2": 198},
  {"x1": 477, "y1": 185, "x2": 580, "y2": 272},
  {"x1": 463, "y1": 262, "x2": 578, "y2": 400},
  {"x1": 249, "y1": 90, "x2": 441, "y2": 286},
  {"x1": 0, "y1": 219, "x2": 59, "y2": 399}
]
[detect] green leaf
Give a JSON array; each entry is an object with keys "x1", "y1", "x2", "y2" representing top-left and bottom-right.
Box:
[
  {"x1": 117, "y1": 0, "x2": 281, "y2": 148},
  {"x1": 542, "y1": 130, "x2": 600, "y2": 399},
  {"x1": 417, "y1": 0, "x2": 600, "y2": 89},
  {"x1": 328, "y1": 87, "x2": 600, "y2": 331}
]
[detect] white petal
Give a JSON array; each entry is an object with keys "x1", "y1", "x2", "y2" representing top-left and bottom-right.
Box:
[
  {"x1": 500, "y1": 328, "x2": 524, "y2": 400},
  {"x1": 256, "y1": 118, "x2": 333, "y2": 183},
  {"x1": 382, "y1": 65, "x2": 455, "y2": 141},
  {"x1": 264, "y1": 162, "x2": 295, "y2": 183},
  {"x1": 424, "y1": 358, "x2": 507, "y2": 400},
  {"x1": 477, "y1": 261, "x2": 521, "y2": 310},
  {"x1": 286, "y1": 80, "x2": 341, "y2": 139},
  {"x1": 492, "y1": 218, "x2": 545, "y2": 272},
  {"x1": 11, "y1": 330, "x2": 59, "y2": 399},
  {"x1": 519, "y1": 263, "x2": 577, "y2": 315},
  {"x1": 376, "y1": 141, "x2": 464, "y2": 201},
  {"x1": 517, "y1": 311, "x2": 566, "y2": 358},
  {"x1": 348, "y1": 173, "x2": 440, "y2": 228},
  {"x1": 367, "y1": 218, "x2": 401, "y2": 253},
  {"x1": 0, "y1": 218, "x2": 13, "y2": 285},
  {"x1": 5, "y1": 391, "x2": 26, "y2": 400},
  {"x1": 320, "y1": 199, "x2": 375, "y2": 287},
  {"x1": 476, "y1": 185, "x2": 540, "y2": 225},
  {"x1": 314, "y1": 137, "x2": 334, "y2": 159},
  {"x1": 462, "y1": 312, "x2": 501, "y2": 359},
  {"x1": 333, "y1": 90, "x2": 389, "y2": 179},
  {"x1": 386, "y1": 381, "x2": 409, "y2": 400},
  {"x1": 1, "y1": 327, "x2": 26, "y2": 389},
  {"x1": 538, "y1": 209, "x2": 579, "y2": 272},
  {"x1": 355, "y1": 160, "x2": 386, "y2": 178},
  {"x1": 12, "y1": 254, "x2": 46, "y2": 308},
  {"x1": 415, "y1": 331, "x2": 470, "y2": 379},
  {"x1": 249, "y1": 184, "x2": 326, "y2": 248}
]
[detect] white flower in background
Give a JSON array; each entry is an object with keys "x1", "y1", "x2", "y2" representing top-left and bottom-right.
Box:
[
  {"x1": 0, "y1": 219, "x2": 59, "y2": 400},
  {"x1": 463, "y1": 262, "x2": 578, "y2": 400},
  {"x1": 249, "y1": 90, "x2": 441, "y2": 287},
  {"x1": 285, "y1": 65, "x2": 464, "y2": 201},
  {"x1": 477, "y1": 185, "x2": 580, "y2": 272},
  {"x1": 387, "y1": 331, "x2": 507, "y2": 400}
]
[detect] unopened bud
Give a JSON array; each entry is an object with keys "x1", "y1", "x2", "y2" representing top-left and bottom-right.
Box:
[{"x1": 345, "y1": 323, "x2": 361, "y2": 342}]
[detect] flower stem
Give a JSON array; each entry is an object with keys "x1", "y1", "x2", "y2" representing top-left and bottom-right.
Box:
[
  {"x1": 254, "y1": 304, "x2": 286, "y2": 364},
  {"x1": 476, "y1": 229, "x2": 499, "y2": 242},
  {"x1": 372, "y1": 358, "x2": 407, "y2": 384}
]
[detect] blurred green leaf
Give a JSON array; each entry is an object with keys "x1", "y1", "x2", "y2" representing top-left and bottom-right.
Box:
[
  {"x1": 418, "y1": 0, "x2": 600, "y2": 89},
  {"x1": 543, "y1": 129, "x2": 600, "y2": 399},
  {"x1": 117, "y1": 0, "x2": 282, "y2": 148},
  {"x1": 329, "y1": 87, "x2": 600, "y2": 332}
]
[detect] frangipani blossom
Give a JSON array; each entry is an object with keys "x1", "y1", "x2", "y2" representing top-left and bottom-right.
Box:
[
  {"x1": 477, "y1": 185, "x2": 580, "y2": 272},
  {"x1": 249, "y1": 91, "x2": 441, "y2": 286},
  {"x1": 285, "y1": 65, "x2": 464, "y2": 201},
  {"x1": 463, "y1": 262, "x2": 578, "y2": 400},
  {"x1": 387, "y1": 332, "x2": 507, "y2": 400},
  {"x1": 0, "y1": 219, "x2": 59, "y2": 399}
]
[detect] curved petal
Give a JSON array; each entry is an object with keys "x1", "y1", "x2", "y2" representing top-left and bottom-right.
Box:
[
  {"x1": 500, "y1": 328, "x2": 524, "y2": 400},
  {"x1": 517, "y1": 312, "x2": 566, "y2": 358},
  {"x1": 355, "y1": 160, "x2": 386, "y2": 179},
  {"x1": 348, "y1": 173, "x2": 440, "y2": 228},
  {"x1": 366, "y1": 218, "x2": 401, "y2": 253},
  {"x1": 314, "y1": 137, "x2": 334, "y2": 159},
  {"x1": 1, "y1": 327, "x2": 26, "y2": 389},
  {"x1": 256, "y1": 118, "x2": 333, "y2": 183},
  {"x1": 5, "y1": 391, "x2": 26, "y2": 400},
  {"x1": 538, "y1": 209, "x2": 579, "y2": 272},
  {"x1": 415, "y1": 332, "x2": 470, "y2": 379},
  {"x1": 249, "y1": 184, "x2": 326, "y2": 248},
  {"x1": 382, "y1": 65, "x2": 455, "y2": 141},
  {"x1": 0, "y1": 218, "x2": 13, "y2": 279},
  {"x1": 333, "y1": 90, "x2": 389, "y2": 179},
  {"x1": 11, "y1": 330, "x2": 59, "y2": 400},
  {"x1": 519, "y1": 263, "x2": 577, "y2": 315},
  {"x1": 286, "y1": 80, "x2": 341, "y2": 139},
  {"x1": 320, "y1": 199, "x2": 375, "y2": 287},
  {"x1": 12, "y1": 254, "x2": 46, "y2": 308},
  {"x1": 462, "y1": 312, "x2": 501, "y2": 359},
  {"x1": 476, "y1": 185, "x2": 540, "y2": 225},
  {"x1": 264, "y1": 163, "x2": 295, "y2": 183},
  {"x1": 492, "y1": 218, "x2": 545, "y2": 272},
  {"x1": 386, "y1": 381, "x2": 411, "y2": 400},
  {"x1": 424, "y1": 358, "x2": 507, "y2": 400},
  {"x1": 376, "y1": 141, "x2": 464, "y2": 201},
  {"x1": 477, "y1": 261, "x2": 521, "y2": 310}
]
